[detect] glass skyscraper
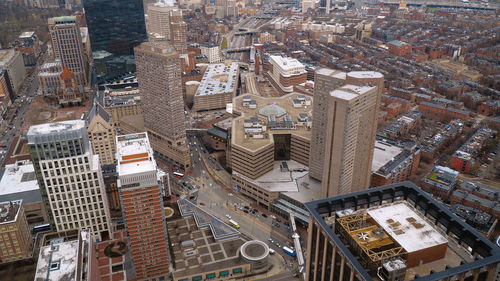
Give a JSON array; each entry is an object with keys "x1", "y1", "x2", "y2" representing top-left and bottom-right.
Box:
[{"x1": 83, "y1": 0, "x2": 147, "y2": 82}]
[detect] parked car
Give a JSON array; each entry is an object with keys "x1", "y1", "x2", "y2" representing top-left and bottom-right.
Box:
[{"x1": 261, "y1": 213, "x2": 267, "y2": 218}]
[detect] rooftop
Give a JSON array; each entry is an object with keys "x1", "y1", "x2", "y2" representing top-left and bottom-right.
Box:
[
  {"x1": 19, "y1": 31, "x2": 35, "y2": 38},
  {"x1": 452, "y1": 127, "x2": 495, "y2": 160},
  {"x1": 116, "y1": 133, "x2": 156, "y2": 176},
  {"x1": 269, "y1": 55, "x2": 306, "y2": 72},
  {"x1": 232, "y1": 93, "x2": 313, "y2": 152},
  {"x1": 195, "y1": 62, "x2": 239, "y2": 97},
  {"x1": 34, "y1": 230, "x2": 90, "y2": 281},
  {"x1": 0, "y1": 199, "x2": 22, "y2": 224},
  {"x1": 0, "y1": 49, "x2": 16, "y2": 65},
  {"x1": 305, "y1": 182, "x2": 500, "y2": 281},
  {"x1": 367, "y1": 201, "x2": 448, "y2": 253},
  {"x1": 330, "y1": 84, "x2": 376, "y2": 101},
  {"x1": 27, "y1": 120, "x2": 85, "y2": 137},
  {"x1": 372, "y1": 138, "x2": 404, "y2": 173},
  {"x1": 0, "y1": 161, "x2": 39, "y2": 200}
]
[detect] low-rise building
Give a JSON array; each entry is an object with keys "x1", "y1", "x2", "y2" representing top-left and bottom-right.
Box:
[
  {"x1": 14, "y1": 31, "x2": 40, "y2": 67},
  {"x1": 421, "y1": 120, "x2": 464, "y2": 160},
  {"x1": 419, "y1": 101, "x2": 469, "y2": 122},
  {"x1": 267, "y1": 55, "x2": 307, "y2": 95},
  {"x1": 422, "y1": 165, "x2": 459, "y2": 200},
  {"x1": 449, "y1": 127, "x2": 496, "y2": 173},
  {"x1": 388, "y1": 40, "x2": 412, "y2": 58},
  {"x1": 450, "y1": 180, "x2": 500, "y2": 218},
  {"x1": 380, "y1": 111, "x2": 421, "y2": 139},
  {"x1": 34, "y1": 229, "x2": 100, "y2": 281},
  {"x1": 193, "y1": 62, "x2": 239, "y2": 111},
  {"x1": 0, "y1": 160, "x2": 46, "y2": 224},
  {"x1": 0, "y1": 200, "x2": 31, "y2": 263},
  {"x1": 370, "y1": 136, "x2": 420, "y2": 188}
]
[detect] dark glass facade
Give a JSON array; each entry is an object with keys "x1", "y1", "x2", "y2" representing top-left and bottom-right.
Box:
[{"x1": 83, "y1": 0, "x2": 146, "y2": 82}]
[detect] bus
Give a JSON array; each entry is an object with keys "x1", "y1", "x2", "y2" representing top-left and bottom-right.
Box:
[
  {"x1": 32, "y1": 223, "x2": 51, "y2": 234},
  {"x1": 228, "y1": 219, "x2": 240, "y2": 229},
  {"x1": 282, "y1": 246, "x2": 296, "y2": 257},
  {"x1": 173, "y1": 172, "x2": 184, "y2": 179}
]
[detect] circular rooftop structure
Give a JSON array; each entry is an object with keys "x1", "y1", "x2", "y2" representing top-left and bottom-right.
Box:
[
  {"x1": 258, "y1": 104, "x2": 287, "y2": 118},
  {"x1": 240, "y1": 240, "x2": 269, "y2": 270}
]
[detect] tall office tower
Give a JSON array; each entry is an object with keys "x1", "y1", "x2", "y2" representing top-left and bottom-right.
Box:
[
  {"x1": 147, "y1": 0, "x2": 176, "y2": 40},
  {"x1": 87, "y1": 103, "x2": 116, "y2": 165},
  {"x1": 320, "y1": 71, "x2": 383, "y2": 198},
  {"x1": 116, "y1": 133, "x2": 170, "y2": 280},
  {"x1": 83, "y1": 0, "x2": 147, "y2": 81},
  {"x1": 169, "y1": 9, "x2": 188, "y2": 54},
  {"x1": 48, "y1": 16, "x2": 88, "y2": 86},
  {"x1": 134, "y1": 41, "x2": 190, "y2": 170},
  {"x1": 309, "y1": 69, "x2": 347, "y2": 181},
  {"x1": 27, "y1": 120, "x2": 112, "y2": 241}
]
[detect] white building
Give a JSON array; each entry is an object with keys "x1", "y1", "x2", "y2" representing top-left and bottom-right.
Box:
[
  {"x1": 200, "y1": 44, "x2": 222, "y2": 63},
  {"x1": 0, "y1": 49, "x2": 26, "y2": 94},
  {"x1": 301, "y1": 22, "x2": 345, "y2": 33},
  {"x1": 27, "y1": 120, "x2": 112, "y2": 242},
  {"x1": 268, "y1": 55, "x2": 307, "y2": 93},
  {"x1": 194, "y1": 62, "x2": 239, "y2": 111}
]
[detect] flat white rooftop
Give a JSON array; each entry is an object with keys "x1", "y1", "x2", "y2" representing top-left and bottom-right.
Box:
[
  {"x1": 19, "y1": 31, "x2": 35, "y2": 38},
  {"x1": 195, "y1": 62, "x2": 239, "y2": 97},
  {"x1": 316, "y1": 68, "x2": 346, "y2": 80},
  {"x1": 330, "y1": 84, "x2": 375, "y2": 100},
  {"x1": 34, "y1": 239, "x2": 79, "y2": 281},
  {"x1": 348, "y1": 71, "x2": 384, "y2": 79},
  {"x1": 27, "y1": 120, "x2": 85, "y2": 136},
  {"x1": 371, "y1": 140, "x2": 403, "y2": 172},
  {"x1": 116, "y1": 133, "x2": 156, "y2": 176},
  {"x1": 367, "y1": 201, "x2": 448, "y2": 253},
  {"x1": 269, "y1": 55, "x2": 305, "y2": 72},
  {"x1": 0, "y1": 161, "x2": 38, "y2": 196}
]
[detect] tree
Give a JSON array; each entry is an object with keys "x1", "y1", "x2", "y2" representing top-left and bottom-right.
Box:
[{"x1": 221, "y1": 37, "x2": 228, "y2": 49}]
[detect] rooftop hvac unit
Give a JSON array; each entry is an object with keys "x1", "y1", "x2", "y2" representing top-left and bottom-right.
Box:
[{"x1": 378, "y1": 258, "x2": 407, "y2": 281}]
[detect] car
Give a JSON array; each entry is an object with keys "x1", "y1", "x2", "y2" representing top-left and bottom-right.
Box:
[
  {"x1": 275, "y1": 223, "x2": 280, "y2": 228},
  {"x1": 243, "y1": 206, "x2": 250, "y2": 210},
  {"x1": 199, "y1": 202, "x2": 205, "y2": 206},
  {"x1": 270, "y1": 215, "x2": 276, "y2": 219},
  {"x1": 276, "y1": 218, "x2": 282, "y2": 223},
  {"x1": 243, "y1": 210, "x2": 249, "y2": 214},
  {"x1": 276, "y1": 243, "x2": 281, "y2": 248},
  {"x1": 226, "y1": 214, "x2": 231, "y2": 219},
  {"x1": 261, "y1": 213, "x2": 267, "y2": 218},
  {"x1": 284, "y1": 222, "x2": 290, "y2": 227},
  {"x1": 268, "y1": 238, "x2": 273, "y2": 243}
]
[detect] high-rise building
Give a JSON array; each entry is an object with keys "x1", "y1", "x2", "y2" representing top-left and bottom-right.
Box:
[
  {"x1": 48, "y1": 16, "x2": 89, "y2": 87},
  {"x1": 146, "y1": 0, "x2": 176, "y2": 40},
  {"x1": 0, "y1": 200, "x2": 32, "y2": 262},
  {"x1": 134, "y1": 41, "x2": 190, "y2": 170},
  {"x1": 317, "y1": 70, "x2": 383, "y2": 198},
  {"x1": 309, "y1": 69, "x2": 347, "y2": 181},
  {"x1": 87, "y1": 103, "x2": 116, "y2": 165},
  {"x1": 27, "y1": 120, "x2": 112, "y2": 241},
  {"x1": 304, "y1": 182, "x2": 500, "y2": 281},
  {"x1": 116, "y1": 132, "x2": 170, "y2": 280},
  {"x1": 83, "y1": 0, "x2": 147, "y2": 81},
  {"x1": 169, "y1": 9, "x2": 188, "y2": 54}
]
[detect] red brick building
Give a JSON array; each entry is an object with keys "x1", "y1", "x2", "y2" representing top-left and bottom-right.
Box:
[{"x1": 388, "y1": 40, "x2": 412, "y2": 58}]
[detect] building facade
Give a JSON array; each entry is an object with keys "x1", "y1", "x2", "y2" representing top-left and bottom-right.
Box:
[
  {"x1": 48, "y1": 16, "x2": 89, "y2": 87},
  {"x1": 146, "y1": 1, "x2": 176, "y2": 40},
  {"x1": 321, "y1": 71, "x2": 383, "y2": 198},
  {"x1": 84, "y1": 0, "x2": 147, "y2": 81},
  {"x1": 14, "y1": 31, "x2": 40, "y2": 67},
  {"x1": 268, "y1": 55, "x2": 307, "y2": 94},
  {"x1": 0, "y1": 49, "x2": 26, "y2": 95},
  {"x1": 116, "y1": 133, "x2": 170, "y2": 280},
  {"x1": 169, "y1": 9, "x2": 188, "y2": 54},
  {"x1": 0, "y1": 200, "x2": 31, "y2": 262},
  {"x1": 200, "y1": 44, "x2": 222, "y2": 63},
  {"x1": 27, "y1": 120, "x2": 112, "y2": 241},
  {"x1": 134, "y1": 41, "x2": 190, "y2": 170},
  {"x1": 87, "y1": 103, "x2": 116, "y2": 165}
]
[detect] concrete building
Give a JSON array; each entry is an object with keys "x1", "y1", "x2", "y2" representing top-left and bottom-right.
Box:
[
  {"x1": 194, "y1": 62, "x2": 239, "y2": 111},
  {"x1": 200, "y1": 44, "x2": 222, "y2": 63},
  {"x1": 87, "y1": 103, "x2": 116, "y2": 165},
  {"x1": 98, "y1": 87, "x2": 143, "y2": 128},
  {"x1": 258, "y1": 32, "x2": 276, "y2": 44},
  {"x1": 14, "y1": 31, "x2": 40, "y2": 66},
  {"x1": 0, "y1": 49, "x2": 26, "y2": 94},
  {"x1": 0, "y1": 200, "x2": 31, "y2": 262},
  {"x1": 0, "y1": 69, "x2": 14, "y2": 103},
  {"x1": 116, "y1": 133, "x2": 170, "y2": 280},
  {"x1": 302, "y1": 0, "x2": 315, "y2": 13},
  {"x1": 422, "y1": 165, "x2": 459, "y2": 200},
  {"x1": 320, "y1": 71, "x2": 384, "y2": 198},
  {"x1": 38, "y1": 60, "x2": 63, "y2": 95},
  {"x1": 231, "y1": 93, "x2": 316, "y2": 209},
  {"x1": 146, "y1": 0, "x2": 177, "y2": 40},
  {"x1": 169, "y1": 9, "x2": 188, "y2": 54},
  {"x1": 134, "y1": 41, "x2": 190, "y2": 170},
  {"x1": 305, "y1": 182, "x2": 500, "y2": 281},
  {"x1": 268, "y1": 55, "x2": 307, "y2": 94},
  {"x1": 355, "y1": 23, "x2": 372, "y2": 41},
  {"x1": 34, "y1": 229, "x2": 100, "y2": 281},
  {"x1": 27, "y1": 120, "x2": 112, "y2": 241},
  {"x1": 370, "y1": 136, "x2": 420, "y2": 188},
  {"x1": 48, "y1": 16, "x2": 88, "y2": 87},
  {"x1": 309, "y1": 69, "x2": 384, "y2": 190},
  {"x1": 0, "y1": 160, "x2": 47, "y2": 224}
]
